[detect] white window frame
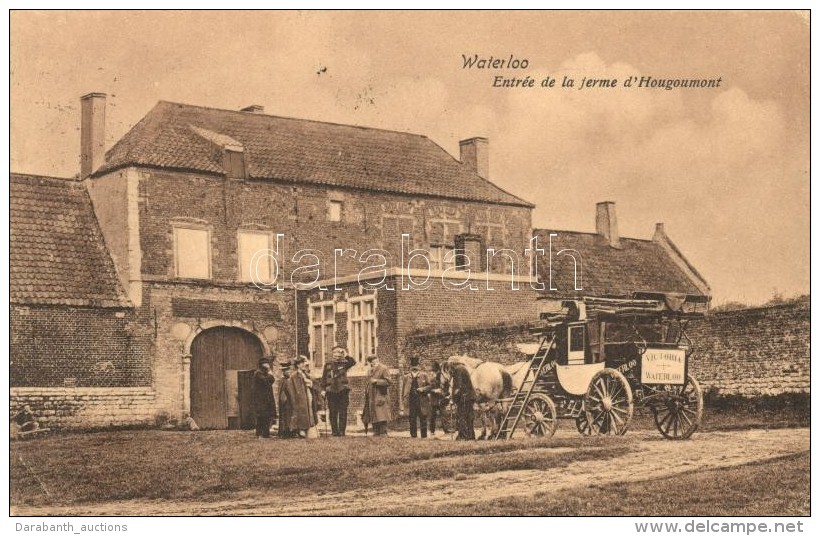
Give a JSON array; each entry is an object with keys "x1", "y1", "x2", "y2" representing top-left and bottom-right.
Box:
[
  {"x1": 308, "y1": 300, "x2": 336, "y2": 373},
  {"x1": 347, "y1": 293, "x2": 378, "y2": 369},
  {"x1": 173, "y1": 224, "x2": 212, "y2": 279},
  {"x1": 429, "y1": 245, "x2": 456, "y2": 272},
  {"x1": 328, "y1": 200, "x2": 343, "y2": 222},
  {"x1": 237, "y1": 230, "x2": 274, "y2": 283}
]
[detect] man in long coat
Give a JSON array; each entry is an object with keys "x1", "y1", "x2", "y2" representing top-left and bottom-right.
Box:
[
  {"x1": 450, "y1": 363, "x2": 476, "y2": 440},
  {"x1": 400, "y1": 357, "x2": 432, "y2": 438},
  {"x1": 252, "y1": 358, "x2": 277, "y2": 438},
  {"x1": 284, "y1": 356, "x2": 318, "y2": 437},
  {"x1": 362, "y1": 354, "x2": 392, "y2": 436},
  {"x1": 277, "y1": 361, "x2": 295, "y2": 438}
]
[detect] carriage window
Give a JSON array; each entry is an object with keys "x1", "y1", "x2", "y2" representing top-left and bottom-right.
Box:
[
  {"x1": 569, "y1": 326, "x2": 585, "y2": 352},
  {"x1": 349, "y1": 296, "x2": 377, "y2": 365},
  {"x1": 309, "y1": 302, "x2": 335, "y2": 371}
]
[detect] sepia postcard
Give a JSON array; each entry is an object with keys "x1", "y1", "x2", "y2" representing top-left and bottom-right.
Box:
[{"x1": 6, "y1": 8, "x2": 811, "y2": 526}]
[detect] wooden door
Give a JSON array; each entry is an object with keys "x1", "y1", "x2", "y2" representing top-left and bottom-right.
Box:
[
  {"x1": 190, "y1": 327, "x2": 264, "y2": 429},
  {"x1": 237, "y1": 370, "x2": 256, "y2": 430}
]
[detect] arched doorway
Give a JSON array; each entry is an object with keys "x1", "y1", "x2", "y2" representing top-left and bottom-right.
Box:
[{"x1": 190, "y1": 327, "x2": 264, "y2": 429}]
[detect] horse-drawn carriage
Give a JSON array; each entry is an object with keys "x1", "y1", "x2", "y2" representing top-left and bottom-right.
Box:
[{"x1": 494, "y1": 292, "x2": 709, "y2": 440}]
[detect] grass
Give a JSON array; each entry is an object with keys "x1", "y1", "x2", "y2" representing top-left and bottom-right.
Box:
[
  {"x1": 10, "y1": 431, "x2": 631, "y2": 506},
  {"x1": 358, "y1": 451, "x2": 810, "y2": 516},
  {"x1": 11, "y1": 406, "x2": 808, "y2": 514}
]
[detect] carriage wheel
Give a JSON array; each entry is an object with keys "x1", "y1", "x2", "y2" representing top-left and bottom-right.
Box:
[
  {"x1": 584, "y1": 369, "x2": 633, "y2": 436},
  {"x1": 575, "y1": 413, "x2": 592, "y2": 435},
  {"x1": 519, "y1": 394, "x2": 558, "y2": 438},
  {"x1": 652, "y1": 374, "x2": 703, "y2": 440}
]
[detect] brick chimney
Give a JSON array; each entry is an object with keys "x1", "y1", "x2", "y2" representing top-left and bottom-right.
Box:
[
  {"x1": 459, "y1": 137, "x2": 489, "y2": 178},
  {"x1": 653, "y1": 222, "x2": 666, "y2": 241},
  {"x1": 595, "y1": 201, "x2": 621, "y2": 249},
  {"x1": 80, "y1": 93, "x2": 107, "y2": 179},
  {"x1": 240, "y1": 104, "x2": 264, "y2": 113}
]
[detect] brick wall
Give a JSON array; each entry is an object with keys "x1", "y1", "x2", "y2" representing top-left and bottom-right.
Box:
[
  {"x1": 128, "y1": 167, "x2": 532, "y2": 283},
  {"x1": 10, "y1": 387, "x2": 157, "y2": 429},
  {"x1": 10, "y1": 305, "x2": 152, "y2": 388},
  {"x1": 687, "y1": 301, "x2": 810, "y2": 396},
  {"x1": 395, "y1": 278, "x2": 542, "y2": 366}
]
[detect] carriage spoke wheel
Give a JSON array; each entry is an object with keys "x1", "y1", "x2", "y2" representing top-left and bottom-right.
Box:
[
  {"x1": 584, "y1": 369, "x2": 633, "y2": 436},
  {"x1": 575, "y1": 413, "x2": 592, "y2": 435},
  {"x1": 652, "y1": 374, "x2": 703, "y2": 440},
  {"x1": 518, "y1": 393, "x2": 558, "y2": 438}
]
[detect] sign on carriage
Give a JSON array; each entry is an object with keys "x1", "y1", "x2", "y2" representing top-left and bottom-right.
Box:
[{"x1": 640, "y1": 348, "x2": 686, "y2": 385}]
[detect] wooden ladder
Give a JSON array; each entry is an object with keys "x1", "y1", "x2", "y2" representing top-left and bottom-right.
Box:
[{"x1": 493, "y1": 333, "x2": 556, "y2": 439}]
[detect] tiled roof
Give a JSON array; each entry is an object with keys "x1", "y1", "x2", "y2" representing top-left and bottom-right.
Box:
[
  {"x1": 96, "y1": 101, "x2": 533, "y2": 207},
  {"x1": 10, "y1": 173, "x2": 130, "y2": 307},
  {"x1": 534, "y1": 230, "x2": 706, "y2": 298}
]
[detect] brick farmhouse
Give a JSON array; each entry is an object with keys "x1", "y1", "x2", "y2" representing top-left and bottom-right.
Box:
[{"x1": 10, "y1": 94, "x2": 710, "y2": 429}]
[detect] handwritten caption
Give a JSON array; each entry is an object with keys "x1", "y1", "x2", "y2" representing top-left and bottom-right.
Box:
[{"x1": 463, "y1": 54, "x2": 723, "y2": 91}]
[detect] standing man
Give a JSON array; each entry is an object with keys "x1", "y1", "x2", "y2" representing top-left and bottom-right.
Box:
[
  {"x1": 427, "y1": 361, "x2": 445, "y2": 436},
  {"x1": 285, "y1": 355, "x2": 318, "y2": 438},
  {"x1": 252, "y1": 358, "x2": 277, "y2": 439},
  {"x1": 321, "y1": 345, "x2": 356, "y2": 436},
  {"x1": 450, "y1": 363, "x2": 476, "y2": 440},
  {"x1": 362, "y1": 354, "x2": 392, "y2": 436},
  {"x1": 400, "y1": 357, "x2": 431, "y2": 438},
  {"x1": 277, "y1": 361, "x2": 295, "y2": 438}
]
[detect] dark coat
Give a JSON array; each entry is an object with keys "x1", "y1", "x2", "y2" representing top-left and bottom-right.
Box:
[
  {"x1": 362, "y1": 363, "x2": 392, "y2": 424},
  {"x1": 252, "y1": 368, "x2": 276, "y2": 417},
  {"x1": 284, "y1": 371, "x2": 317, "y2": 431},
  {"x1": 321, "y1": 356, "x2": 356, "y2": 393},
  {"x1": 277, "y1": 377, "x2": 293, "y2": 435},
  {"x1": 451, "y1": 364, "x2": 476, "y2": 403},
  {"x1": 401, "y1": 370, "x2": 432, "y2": 417}
]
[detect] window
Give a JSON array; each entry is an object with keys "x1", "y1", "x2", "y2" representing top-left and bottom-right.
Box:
[
  {"x1": 328, "y1": 200, "x2": 343, "y2": 222},
  {"x1": 429, "y1": 245, "x2": 455, "y2": 271},
  {"x1": 309, "y1": 302, "x2": 335, "y2": 371},
  {"x1": 174, "y1": 226, "x2": 211, "y2": 279},
  {"x1": 223, "y1": 148, "x2": 246, "y2": 180},
  {"x1": 568, "y1": 325, "x2": 586, "y2": 365},
  {"x1": 349, "y1": 296, "x2": 377, "y2": 365},
  {"x1": 238, "y1": 231, "x2": 274, "y2": 283}
]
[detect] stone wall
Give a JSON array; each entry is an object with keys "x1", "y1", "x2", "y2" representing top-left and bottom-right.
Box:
[
  {"x1": 10, "y1": 387, "x2": 157, "y2": 429},
  {"x1": 687, "y1": 301, "x2": 810, "y2": 396},
  {"x1": 404, "y1": 301, "x2": 811, "y2": 398}
]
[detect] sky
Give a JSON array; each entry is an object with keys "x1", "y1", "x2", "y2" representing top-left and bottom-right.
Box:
[{"x1": 8, "y1": 10, "x2": 810, "y2": 306}]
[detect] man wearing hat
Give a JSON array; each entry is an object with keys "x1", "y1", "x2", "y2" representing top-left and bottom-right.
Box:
[
  {"x1": 400, "y1": 357, "x2": 432, "y2": 438},
  {"x1": 362, "y1": 354, "x2": 392, "y2": 436},
  {"x1": 321, "y1": 345, "x2": 356, "y2": 436},
  {"x1": 277, "y1": 360, "x2": 295, "y2": 438},
  {"x1": 252, "y1": 358, "x2": 277, "y2": 438}
]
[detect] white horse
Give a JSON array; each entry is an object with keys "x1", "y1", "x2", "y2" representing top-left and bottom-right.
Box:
[{"x1": 443, "y1": 355, "x2": 530, "y2": 439}]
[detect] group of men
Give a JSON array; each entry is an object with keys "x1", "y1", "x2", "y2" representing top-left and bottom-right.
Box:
[{"x1": 251, "y1": 347, "x2": 453, "y2": 439}]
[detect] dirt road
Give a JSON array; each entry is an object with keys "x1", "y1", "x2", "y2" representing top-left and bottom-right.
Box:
[{"x1": 12, "y1": 428, "x2": 809, "y2": 516}]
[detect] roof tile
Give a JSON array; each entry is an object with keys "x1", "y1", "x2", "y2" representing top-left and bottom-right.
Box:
[
  {"x1": 534, "y1": 230, "x2": 705, "y2": 298},
  {"x1": 9, "y1": 173, "x2": 131, "y2": 308},
  {"x1": 97, "y1": 101, "x2": 533, "y2": 207}
]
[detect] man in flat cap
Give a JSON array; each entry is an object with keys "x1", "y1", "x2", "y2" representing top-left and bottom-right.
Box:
[{"x1": 252, "y1": 358, "x2": 277, "y2": 438}]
